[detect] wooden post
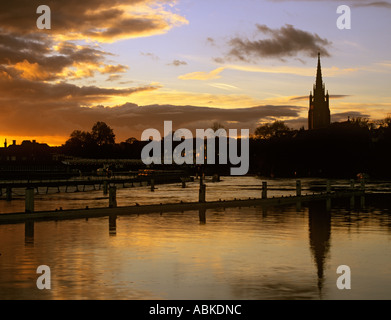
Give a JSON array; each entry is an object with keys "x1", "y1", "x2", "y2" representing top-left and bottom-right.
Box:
[
  {"x1": 360, "y1": 179, "x2": 365, "y2": 192},
  {"x1": 296, "y1": 200, "x2": 302, "y2": 211},
  {"x1": 326, "y1": 198, "x2": 331, "y2": 212},
  {"x1": 350, "y1": 179, "x2": 355, "y2": 190},
  {"x1": 6, "y1": 187, "x2": 12, "y2": 201},
  {"x1": 350, "y1": 195, "x2": 355, "y2": 208},
  {"x1": 296, "y1": 180, "x2": 301, "y2": 197},
  {"x1": 181, "y1": 178, "x2": 186, "y2": 188},
  {"x1": 262, "y1": 181, "x2": 267, "y2": 199},
  {"x1": 109, "y1": 186, "x2": 117, "y2": 208},
  {"x1": 103, "y1": 181, "x2": 108, "y2": 195},
  {"x1": 25, "y1": 187, "x2": 34, "y2": 213},
  {"x1": 150, "y1": 179, "x2": 155, "y2": 192},
  {"x1": 199, "y1": 178, "x2": 206, "y2": 203},
  {"x1": 326, "y1": 180, "x2": 331, "y2": 194}
]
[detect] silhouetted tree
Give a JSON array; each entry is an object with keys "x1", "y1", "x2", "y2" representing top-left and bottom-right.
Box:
[
  {"x1": 349, "y1": 117, "x2": 375, "y2": 130},
  {"x1": 63, "y1": 130, "x2": 94, "y2": 156},
  {"x1": 125, "y1": 137, "x2": 138, "y2": 144},
  {"x1": 377, "y1": 116, "x2": 391, "y2": 129},
  {"x1": 211, "y1": 122, "x2": 225, "y2": 131},
  {"x1": 254, "y1": 121, "x2": 291, "y2": 139},
  {"x1": 91, "y1": 122, "x2": 115, "y2": 146}
]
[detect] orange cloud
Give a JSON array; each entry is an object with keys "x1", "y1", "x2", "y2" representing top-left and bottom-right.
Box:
[
  {"x1": 178, "y1": 67, "x2": 226, "y2": 81},
  {"x1": 14, "y1": 60, "x2": 53, "y2": 81},
  {"x1": 0, "y1": 1, "x2": 188, "y2": 43},
  {"x1": 99, "y1": 64, "x2": 129, "y2": 74}
]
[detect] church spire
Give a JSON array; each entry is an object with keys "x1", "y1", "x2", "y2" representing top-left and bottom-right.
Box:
[
  {"x1": 308, "y1": 52, "x2": 331, "y2": 130},
  {"x1": 315, "y1": 52, "x2": 323, "y2": 91}
]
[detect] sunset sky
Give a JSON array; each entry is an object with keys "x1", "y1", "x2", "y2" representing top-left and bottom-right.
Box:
[{"x1": 1, "y1": 0, "x2": 390, "y2": 146}]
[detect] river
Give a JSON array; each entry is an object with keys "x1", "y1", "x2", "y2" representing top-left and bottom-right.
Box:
[{"x1": 0, "y1": 176, "x2": 390, "y2": 300}]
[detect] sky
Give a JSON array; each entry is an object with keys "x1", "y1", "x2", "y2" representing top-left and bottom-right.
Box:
[{"x1": 1, "y1": 0, "x2": 391, "y2": 146}]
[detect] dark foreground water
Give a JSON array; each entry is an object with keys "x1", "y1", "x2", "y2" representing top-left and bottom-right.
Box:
[{"x1": 0, "y1": 190, "x2": 390, "y2": 300}]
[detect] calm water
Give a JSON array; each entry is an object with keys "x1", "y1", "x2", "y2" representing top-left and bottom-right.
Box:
[{"x1": 0, "y1": 177, "x2": 390, "y2": 300}]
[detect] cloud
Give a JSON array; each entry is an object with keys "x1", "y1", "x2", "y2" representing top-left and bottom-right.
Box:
[
  {"x1": 0, "y1": 33, "x2": 119, "y2": 81},
  {"x1": 206, "y1": 37, "x2": 216, "y2": 46},
  {"x1": 0, "y1": 71, "x2": 161, "y2": 138},
  {"x1": 353, "y1": 1, "x2": 391, "y2": 8},
  {"x1": 106, "y1": 74, "x2": 123, "y2": 82},
  {"x1": 99, "y1": 64, "x2": 129, "y2": 74},
  {"x1": 268, "y1": 0, "x2": 391, "y2": 8},
  {"x1": 225, "y1": 64, "x2": 357, "y2": 77},
  {"x1": 208, "y1": 83, "x2": 240, "y2": 91},
  {"x1": 225, "y1": 24, "x2": 332, "y2": 62},
  {"x1": 331, "y1": 111, "x2": 371, "y2": 122},
  {"x1": 141, "y1": 52, "x2": 160, "y2": 60},
  {"x1": 178, "y1": 67, "x2": 225, "y2": 80},
  {"x1": 0, "y1": 71, "x2": 303, "y2": 141},
  {"x1": 0, "y1": 1, "x2": 188, "y2": 145},
  {"x1": 168, "y1": 60, "x2": 188, "y2": 66},
  {"x1": 0, "y1": 74, "x2": 159, "y2": 103},
  {"x1": 0, "y1": 1, "x2": 185, "y2": 89},
  {"x1": 290, "y1": 95, "x2": 351, "y2": 101},
  {"x1": 0, "y1": 0, "x2": 188, "y2": 43},
  {"x1": 68, "y1": 103, "x2": 303, "y2": 141}
]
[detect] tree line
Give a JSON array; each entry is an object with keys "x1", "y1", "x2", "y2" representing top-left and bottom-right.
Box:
[{"x1": 60, "y1": 117, "x2": 391, "y2": 179}]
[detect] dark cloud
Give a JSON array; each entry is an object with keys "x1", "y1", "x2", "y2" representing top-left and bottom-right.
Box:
[
  {"x1": 0, "y1": 32, "x2": 117, "y2": 81},
  {"x1": 141, "y1": 52, "x2": 159, "y2": 60},
  {"x1": 206, "y1": 37, "x2": 216, "y2": 46},
  {"x1": 0, "y1": 75, "x2": 159, "y2": 102},
  {"x1": 0, "y1": 1, "x2": 182, "y2": 81},
  {"x1": 213, "y1": 57, "x2": 225, "y2": 64},
  {"x1": 290, "y1": 95, "x2": 350, "y2": 101},
  {"x1": 0, "y1": 0, "x2": 185, "y2": 41},
  {"x1": 225, "y1": 24, "x2": 332, "y2": 62},
  {"x1": 268, "y1": 0, "x2": 391, "y2": 8},
  {"x1": 353, "y1": 1, "x2": 391, "y2": 8},
  {"x1": 168, "y1": 60, "x2": 188, "y2": 66},
  {"x1": 0, "y1": 70, "x2": 303, "y2": 140},
  {"x1": 0, "y1": 71, "x2": 161, "y2": 137}
]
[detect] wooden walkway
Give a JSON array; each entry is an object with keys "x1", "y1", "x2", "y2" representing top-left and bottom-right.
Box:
[
  {"x1": 0, "y1": 190, "x2": 365, "y2": 225},
  {"x1": 0, "y1": 173, "x2": 189, "y2": 198}
]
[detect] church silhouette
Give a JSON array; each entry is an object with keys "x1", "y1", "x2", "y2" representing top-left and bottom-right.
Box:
[{"x1": 308, "y1": 53, "x2": 331, "y2": 130}]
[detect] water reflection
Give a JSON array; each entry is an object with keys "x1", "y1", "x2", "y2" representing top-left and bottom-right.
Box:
[
  {"x1": 24, "y1": 220, "x2": 34, "y2": 247},
  {"x1": 199, "y1": 207, "x2": 206, "y2": 224},
  {"x1": 0, "y1": 193, "x2": 390, "y2": 300},
  {"x1": 109, "y1": 214, "x2": 117, "y2": 236},
  {"x1": 308, "y1": 201, "x2": 331, "y2": 295}
]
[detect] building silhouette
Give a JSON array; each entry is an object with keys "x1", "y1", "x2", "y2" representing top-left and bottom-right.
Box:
[{"x1": 308, "y1": 53, "x2": 331, "y2": 130}]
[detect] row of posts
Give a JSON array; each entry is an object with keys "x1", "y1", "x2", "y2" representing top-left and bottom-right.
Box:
[
  {"x1": 21, "y1": 178, "x2": 365, "y2": 213},
  {"x1": 261, "y1": 179, "x2": 365, "y2": 199},
  {"x1": 23, "y1": 185, "x2": 118, "y2": 213}
]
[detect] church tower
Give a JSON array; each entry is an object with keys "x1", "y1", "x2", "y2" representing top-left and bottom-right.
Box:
[{"x1": 308, "y1": 53, "x2": 331, "y2": 130}]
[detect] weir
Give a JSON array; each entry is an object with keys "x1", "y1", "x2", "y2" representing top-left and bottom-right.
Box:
[{"x1": 0, "y1": 186, "x2": 366, "y2": 225}]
